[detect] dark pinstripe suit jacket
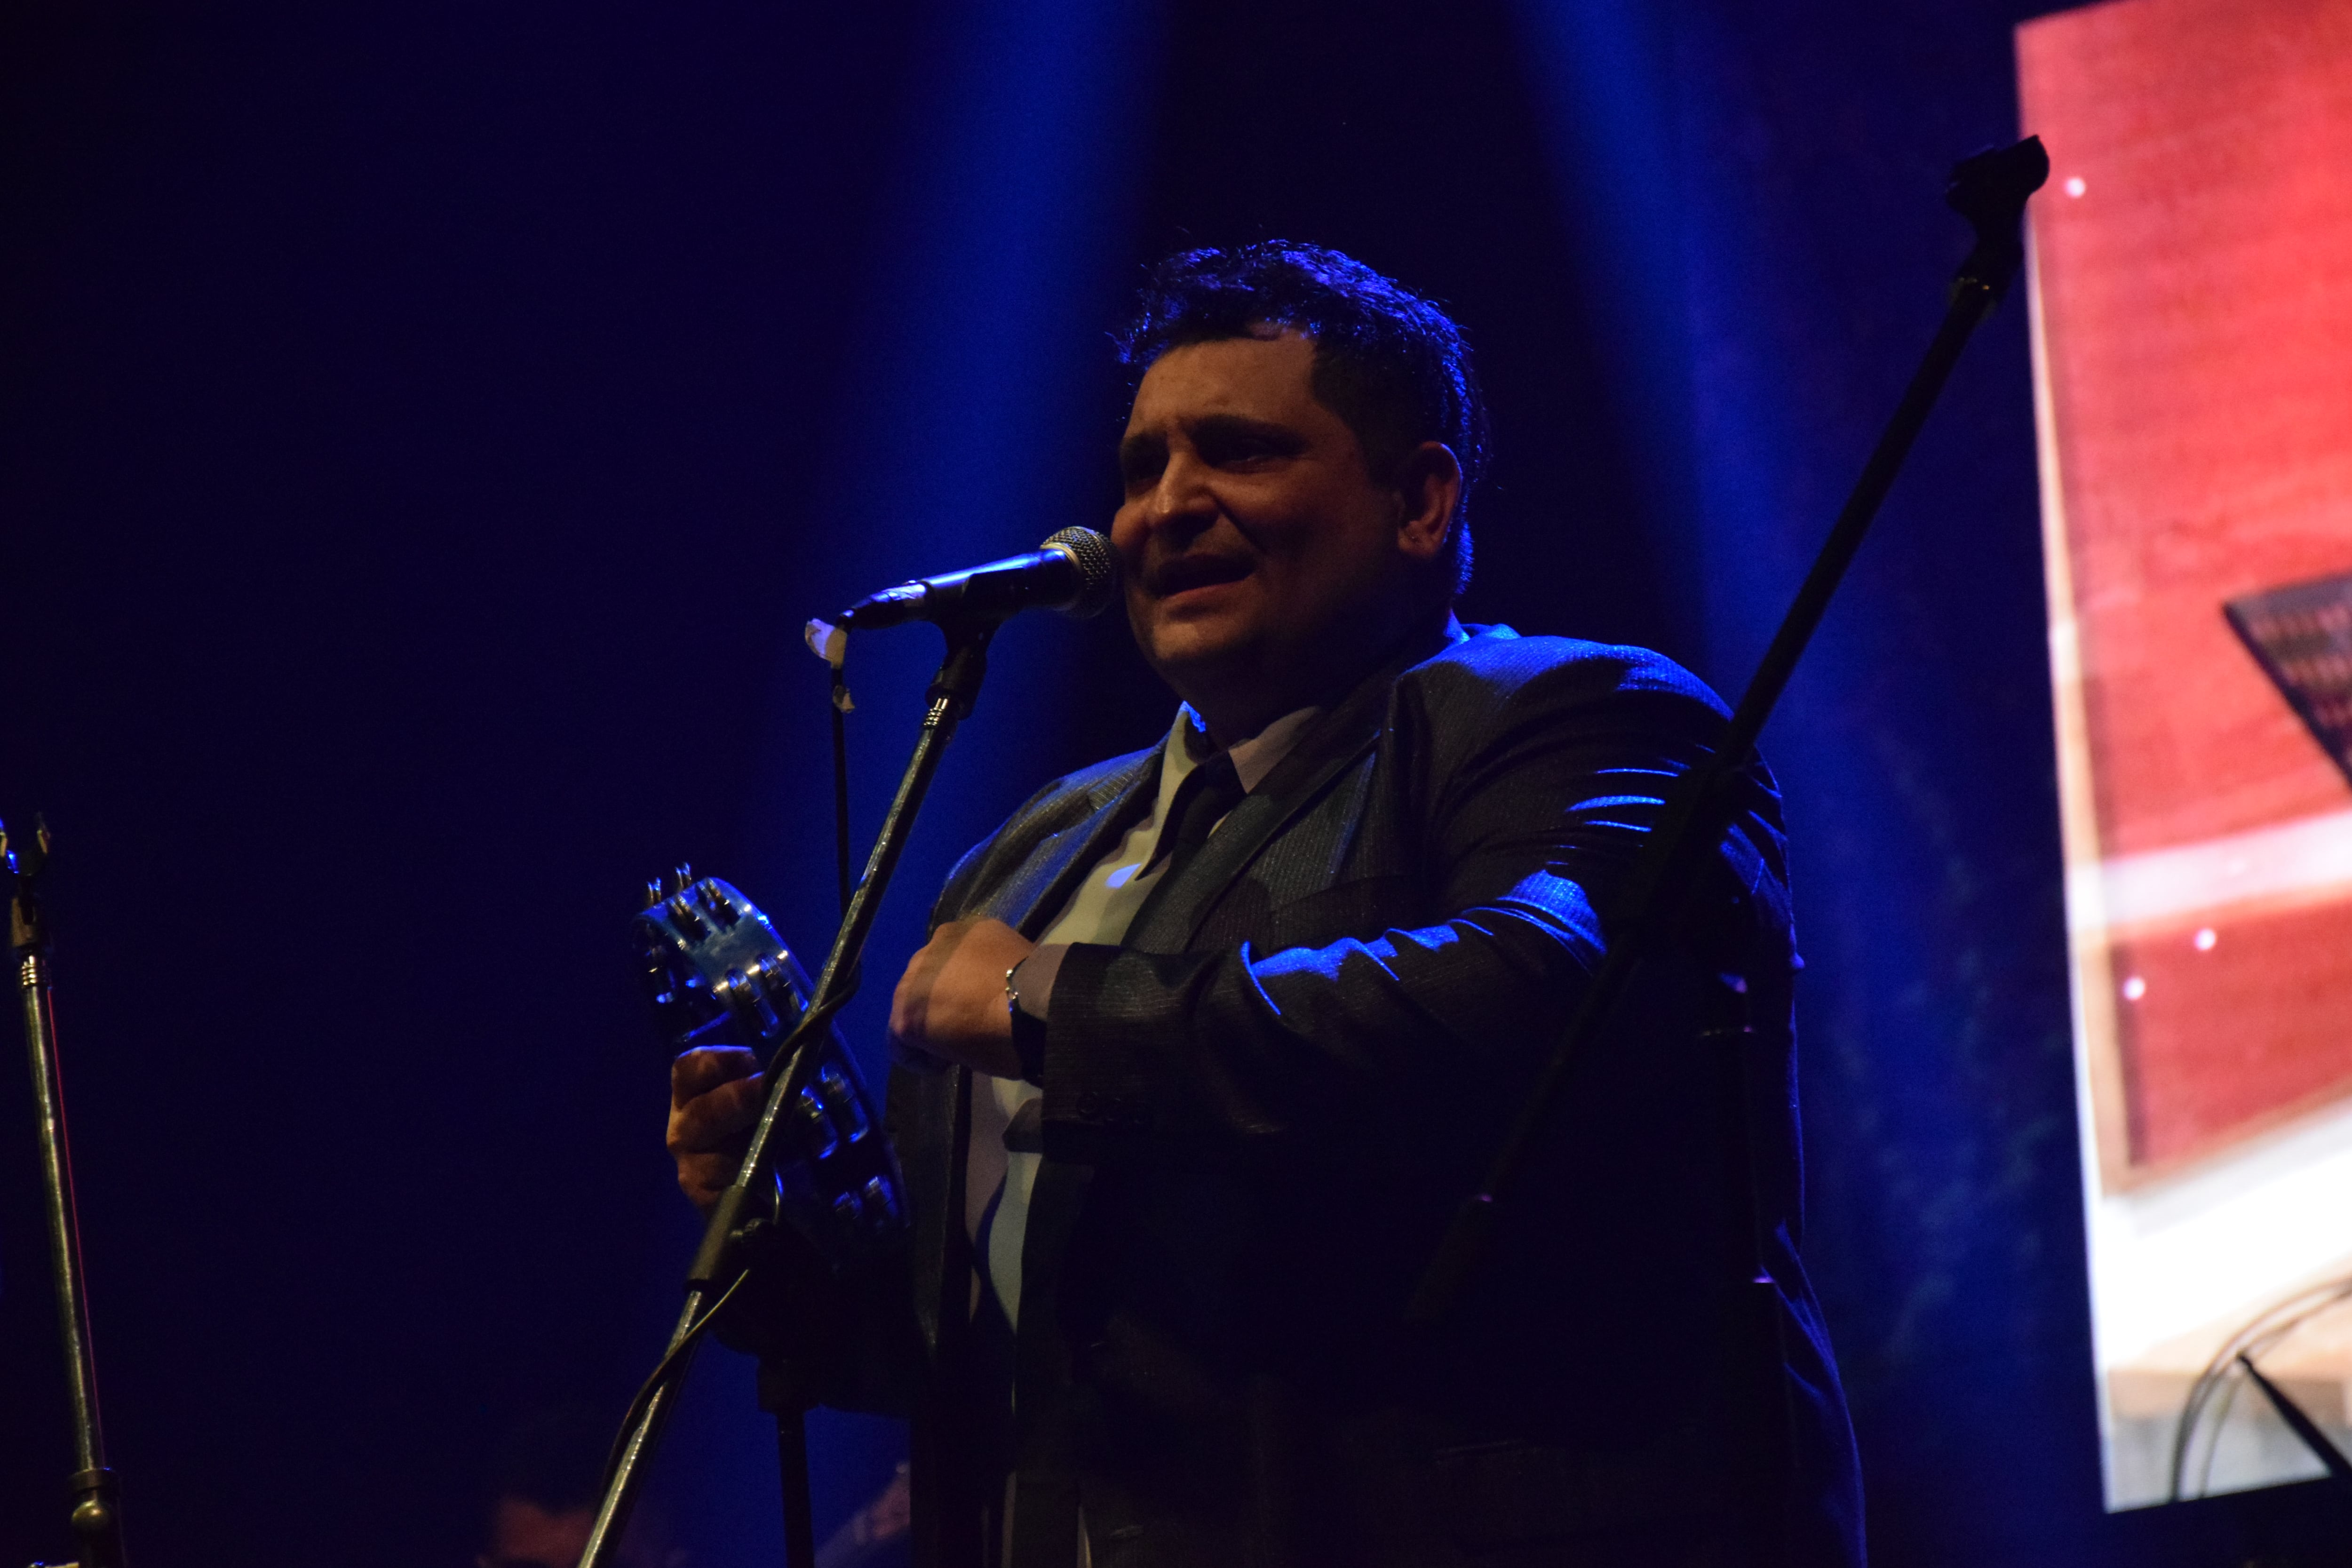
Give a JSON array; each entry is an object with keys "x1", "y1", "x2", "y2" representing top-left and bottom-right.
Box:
[{"x1": 868, "y1": 622, "x2": 1863, "y2": 1568}]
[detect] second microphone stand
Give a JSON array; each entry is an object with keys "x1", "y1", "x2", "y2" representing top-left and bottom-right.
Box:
[{"x1": 8, "y1": 817, "x2": 129, "y2": 1568}]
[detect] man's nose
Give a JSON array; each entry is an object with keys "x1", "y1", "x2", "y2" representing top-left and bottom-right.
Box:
[{"x1": 1142, "y1": 451, "x2": 1218, "y2": 535}]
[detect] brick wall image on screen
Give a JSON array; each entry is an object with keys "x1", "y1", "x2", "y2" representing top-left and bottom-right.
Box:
[{"x1": 2021, "y1": 0, "x2": 2352, "y2": 1509}]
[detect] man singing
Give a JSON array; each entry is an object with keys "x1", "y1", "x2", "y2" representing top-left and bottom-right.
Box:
[{"x1": 669, "y1": 242, "x2": 1863, "y2": 1567}]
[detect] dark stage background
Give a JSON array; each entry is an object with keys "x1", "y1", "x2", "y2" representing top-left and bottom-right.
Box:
[{"x1": 4, "y1": 1, "x2": 2347, "y2": 1563}]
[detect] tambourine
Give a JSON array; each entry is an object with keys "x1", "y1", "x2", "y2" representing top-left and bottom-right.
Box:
[{"x1": 635, "y1": 868, "x2": 905, "y2": 1275}]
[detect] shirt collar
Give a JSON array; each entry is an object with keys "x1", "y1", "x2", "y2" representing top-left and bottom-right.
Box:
[
  {"x1": 1157, "y1": 613, "x2": 1465, "y2": 799},
  {"x1": 1167, "y1": 701, "x2": 1325, "y2": 795}
]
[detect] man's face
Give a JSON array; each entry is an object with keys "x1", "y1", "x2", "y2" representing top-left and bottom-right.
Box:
[
  {"x1": 1112, "y1": 330, "x2": 1432, "y2": 732},
  {"x1": 477, "y1": 1497, "x2": 681, "y2": 1568},
  {"x1": 478, "y1": 1499, "x2": 592, "y2": 1568}
]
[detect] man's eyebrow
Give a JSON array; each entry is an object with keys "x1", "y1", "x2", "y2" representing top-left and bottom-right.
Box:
[{"x1": 1184, "y1": 413, "x2": 1307, "y2": 449}]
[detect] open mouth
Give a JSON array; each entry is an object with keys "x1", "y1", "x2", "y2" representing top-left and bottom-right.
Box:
[{"x1": 1148, "y1": 554, "x2": 1253, "y2": 598}]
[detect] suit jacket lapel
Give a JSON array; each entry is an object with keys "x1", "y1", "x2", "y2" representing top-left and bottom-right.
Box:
[{"x1": 995, "y1": 747, "x2": 1163, "y2": 939}]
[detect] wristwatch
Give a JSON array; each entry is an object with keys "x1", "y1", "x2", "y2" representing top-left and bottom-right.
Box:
[{"x1": 1003, "y1": 958, "x2": 1049, "y2": 1084}]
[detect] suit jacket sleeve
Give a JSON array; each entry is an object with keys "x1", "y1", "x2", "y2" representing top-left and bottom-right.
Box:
[{"x1": 1036, "y1": 645, "x2": 1792, "y2": 1152}]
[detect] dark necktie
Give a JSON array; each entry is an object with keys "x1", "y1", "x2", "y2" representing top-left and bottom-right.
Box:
[
  {"x1": 1121, "y1": 750, "x2": 1248, "y2": 947},
  {"x1": 1143, "y1": 750, "x2": 1246, "y2": 882}
]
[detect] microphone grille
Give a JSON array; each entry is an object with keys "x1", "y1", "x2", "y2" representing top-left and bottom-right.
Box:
[{"x1": 1042, "y1": 527, "x2": 1120, "y2": 619}]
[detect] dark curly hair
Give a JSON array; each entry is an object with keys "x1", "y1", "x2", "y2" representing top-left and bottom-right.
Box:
[{"x1": 1115, "y1": 241, "x2": 1488, "y2": 597}]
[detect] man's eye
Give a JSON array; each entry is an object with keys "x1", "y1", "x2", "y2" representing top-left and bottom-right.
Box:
[
  {"x1": 1119, "y1": 445, "x2": 1166, "y2": 488},
  {"x1": 1203, "y1": 437, "x2": 1279, "y2": 466}
]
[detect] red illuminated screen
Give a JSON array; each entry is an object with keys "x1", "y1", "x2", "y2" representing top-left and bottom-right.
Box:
[{"x1": 2021, "y1": 0, "x2": 2352, "y2": 1178}]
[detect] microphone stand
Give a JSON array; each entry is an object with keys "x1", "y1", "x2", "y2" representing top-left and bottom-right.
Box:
[
  {"x1": 1407, "y1": 137, "x2": 2051, "y2": 1327},
  {"x1": 581, "y1": 617, "x2": 1000, "y2": 1568},
  {"x1": 6, "y1": 817, "x2": 129, "y2": 1568}
]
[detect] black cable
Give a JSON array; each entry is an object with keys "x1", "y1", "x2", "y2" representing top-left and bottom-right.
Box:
[
  {"x1": 761, "y1": 981, "x2": 862, "y2": 1102},
  {"x1": 598, "y1": 1268, "x2": 750, "y2": 1498},
  {"x1": 2171, "y1": 1279, "x2": 2346, "y2": 1498},
  {"x1": 2168, "y1": 1271, "x2": 2352, "y2": 1500}
]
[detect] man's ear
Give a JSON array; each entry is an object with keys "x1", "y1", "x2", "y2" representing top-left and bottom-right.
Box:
[{"x1": 1392, "y1": 441, "x2": 1463, "y2": 563}]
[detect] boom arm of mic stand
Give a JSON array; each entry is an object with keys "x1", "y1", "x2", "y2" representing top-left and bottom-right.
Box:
[
  {"x1": 1406, "y1": 136, "x2": 2050, "y2": 1329},
  {"x1": 581, "y1": 620, "x2": 999, "y2": 1568}
]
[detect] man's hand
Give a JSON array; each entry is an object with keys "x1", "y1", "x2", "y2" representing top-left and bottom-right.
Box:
[
  {"x1": 667, "y1": 1046, "x2": 764, "y2": 1214},
  {"x1": 889, "y1": 917, "x2": 1033, "y2": 1078}
]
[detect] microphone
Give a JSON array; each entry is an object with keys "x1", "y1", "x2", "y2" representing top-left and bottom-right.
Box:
[{"x1": 830, "y1": 527, "x2": 1120, "y2": 633}]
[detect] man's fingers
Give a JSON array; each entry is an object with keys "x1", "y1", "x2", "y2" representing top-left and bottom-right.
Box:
[
  {"x1": 890, "y1": 919, "x2": 985, "y2": 1049},
  {"x1": 667, "y1": 1069, "x2": 765, "y2": 1154},
  {"x1": 889, "y1": 937, "x2": 943, "y2": 1047},
  {"x1": 667, "y1": 1052, "x2": 763, "y2": 1214},
  {"x1": 675, "y1": 1150, "x2": 740, "y2": 1212},
  {"x1": 671, "y1": 1045, "x2": 759, "y2": 1108},
  {"x1": 888, "y1": 958, "x2": 926, "y2": 1048},
  {"x1": 883, "y1": 917, "x2": 1030, "y2": 1079}
]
